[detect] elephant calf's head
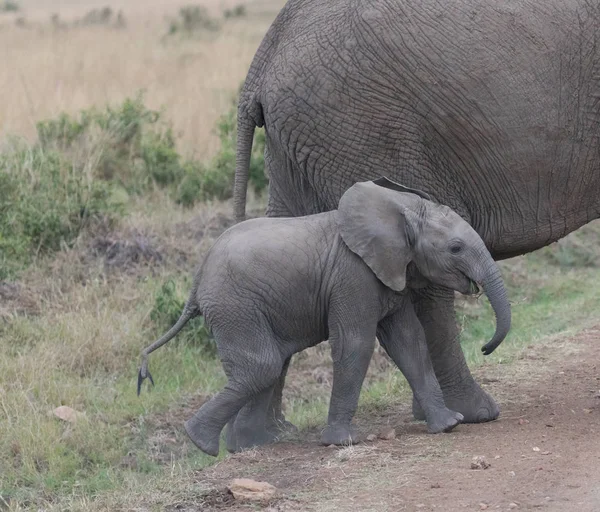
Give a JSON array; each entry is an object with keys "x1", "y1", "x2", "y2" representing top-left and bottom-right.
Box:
[{"x1": 336, "y1": 177, "x2": 511, "y2": 355}]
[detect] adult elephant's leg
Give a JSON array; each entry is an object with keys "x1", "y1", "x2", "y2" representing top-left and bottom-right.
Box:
[{"x1": 411, "y1": 285, "x2": 500, "y2": 423}]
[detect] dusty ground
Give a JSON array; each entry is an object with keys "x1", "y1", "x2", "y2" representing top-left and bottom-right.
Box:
[{"x1": 177, "y1": 327, "x2": 600, "y2": 512}]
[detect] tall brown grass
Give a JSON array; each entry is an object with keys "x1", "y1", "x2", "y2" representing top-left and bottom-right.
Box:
[{"x1": 0, "y1": 0, "x2": 283, "y2": 158}]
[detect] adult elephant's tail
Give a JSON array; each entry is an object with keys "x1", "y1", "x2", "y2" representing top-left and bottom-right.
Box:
[{"x1": 233, "y1": 115, "x2": 256, "y2": 223}]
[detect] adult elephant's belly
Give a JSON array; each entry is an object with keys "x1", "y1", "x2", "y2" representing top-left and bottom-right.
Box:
[{"x1": 260, "y1": 0, "x2": 600, "y2": 258}]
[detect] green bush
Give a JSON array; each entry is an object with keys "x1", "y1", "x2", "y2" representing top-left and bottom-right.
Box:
[
  {"x1": 1, "y1": 1, "x2": 19, "y2": 12},
  {"x1": 0, "y1": 90, "x2": 267, "y2": 277},
  {"x1": 0, "y1": 142, "x2": 117, "y2": 279},
  {"x1": 75, "y1": 6, "x2": 126, "y2": 28},
  {"x1": 34, "y1": 92, "x2": 267, "y2": 204},
  {"x1": 150, "y1": 279, "x2": 215, "y2": 356},
  {"x1": 167, "y1": 5, "x2": 220, "y2": 36},
  {"x1": 36, "y1": 94, "x2": 180, "y2": 194},
  {"x1": 223, "y1": 4, "x2": 247, "y2": 19}
]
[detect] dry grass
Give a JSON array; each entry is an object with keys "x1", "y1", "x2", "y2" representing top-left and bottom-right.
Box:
[
  {"x1": 0, "y1": 0, "x2": 283, "y2": 158},
  {"x1": 3, "y1": 1, "x2": 600, "y2": 508}
]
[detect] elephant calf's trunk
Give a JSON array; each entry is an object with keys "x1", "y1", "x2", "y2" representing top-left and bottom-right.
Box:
[{"x1": 479, "y1": 266, "x2": 512, "y2": 355}]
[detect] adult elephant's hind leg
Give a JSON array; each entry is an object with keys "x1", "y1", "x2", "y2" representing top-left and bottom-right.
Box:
[{"x1": 411, "y1": 286, "x2": 500, "y2": 423}]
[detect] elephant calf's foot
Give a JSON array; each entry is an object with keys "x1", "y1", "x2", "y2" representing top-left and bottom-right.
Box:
[
  {"x1": 320, "y1": 424, "x2": 358, "y2": 446},
  {"x1": 225, "y1": 422, "x2": 238, "y2": 453},
  {"x1": 184, "y1": 416, "x2": 221, "y2": 457},
  {"x1": 412, "y1": 383, "x2": 500, "y2": 424},
  {"x1": 266, "y1": 415, "x2": 298, "y2": 435},
  {"x1": 233, "y1": 426, "x2": 277, "y2": 452},
  {"x1": 425, "y1": 408, "x2": 464, "y2": 434}
]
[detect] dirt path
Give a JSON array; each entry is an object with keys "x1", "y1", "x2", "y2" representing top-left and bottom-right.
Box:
[{"x1": 194, "y1": 328, "x2": 600, "y2": 512}]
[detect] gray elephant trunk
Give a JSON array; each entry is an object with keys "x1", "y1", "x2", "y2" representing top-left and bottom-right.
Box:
[{"x1": 472, "y1": 259, "x2": 512, "y2": 355}]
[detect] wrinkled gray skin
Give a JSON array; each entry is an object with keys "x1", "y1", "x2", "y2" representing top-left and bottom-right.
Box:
[
  {"x1": 138, "y1": 180, "x2": 511, "y2": 456},
  {"x1": 232, "y1": 0, "x2": 600, "y2": 430}
]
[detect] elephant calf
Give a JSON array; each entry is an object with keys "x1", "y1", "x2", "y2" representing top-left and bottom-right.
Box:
[{"x1": 137, "y1": 178, "x2": 511, "y2": 456}]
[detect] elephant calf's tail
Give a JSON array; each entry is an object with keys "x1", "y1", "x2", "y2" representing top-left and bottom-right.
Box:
[
  {"x1": 233, "y1": 115, "x2": 257, "y2": 223},
  {"x1": 137, "y1": 304, "x2": 200, "y2": 396}
]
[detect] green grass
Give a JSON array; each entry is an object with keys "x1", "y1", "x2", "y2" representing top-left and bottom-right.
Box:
[
  {"x1": 3, "y1": 224, "x2": 600, "y2": 510},
  {"x1": 0, "y1": 274, "x2": 226, "y2": 503},
  {"x1": 3, "y1": 93, "x2": 600, "y2": 509}
]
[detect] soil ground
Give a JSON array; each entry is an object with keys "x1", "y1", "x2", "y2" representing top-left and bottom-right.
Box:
[{"x1": 190, "y1": 327, "x2": 600, "y2": 512}]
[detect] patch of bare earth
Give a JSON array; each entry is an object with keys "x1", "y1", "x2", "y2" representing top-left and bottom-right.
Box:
[{"x1": 169, "y1": 327, "x2": 600, "y2": 512}]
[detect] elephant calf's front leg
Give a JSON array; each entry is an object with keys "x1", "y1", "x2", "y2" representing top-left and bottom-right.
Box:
[
  {"x1": 321, "y1": 321, "x2": 377, "y2": 446},
  {"x1": 377, "y1": 301, "x2": 463, "y2": 434}
]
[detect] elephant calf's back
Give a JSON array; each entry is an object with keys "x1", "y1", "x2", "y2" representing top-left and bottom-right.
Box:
[{"x1": 196, "y1": 215, "x2": 337, "y2": 344}]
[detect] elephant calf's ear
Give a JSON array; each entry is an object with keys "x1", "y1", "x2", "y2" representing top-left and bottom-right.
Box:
[
  {"x1": 372, "y1": 176, "x2": 433, "y2": 202},
  {"x1": 336, "y1": 181, "x2": 413, "y2": 292}
]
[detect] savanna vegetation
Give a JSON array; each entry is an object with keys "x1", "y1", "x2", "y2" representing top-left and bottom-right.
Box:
[{"x1": 2, "y1": 1, "x2": 600, "y2": 510}]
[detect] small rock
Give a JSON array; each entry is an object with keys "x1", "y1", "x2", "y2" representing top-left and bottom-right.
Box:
[
  {"x1": 378, "y1": 428, "x2": 396, "y2": 440},
  {"x1": 494, "y1": 455, "x2": 501, "y2": 459},
  {"x1": 470, "y1": 456, "x2": 490, "y2": 470},
  {"x1": 430, "y1": 483, "x2": 441, "y2": 489},
  {"x1": 509, "y1": 471, "x2": 516, "y2": 477},
  {"x1": 366, "y1": 434, "x2": 377, "y2": 442},
  {"x1": 480, "y1": 503, "x2": 489, "y2": 510},
  {"x1": 228, "y1": 478, "x2": 277, "y2": 503},
  {"x1": 541, "y1": 451, "x2": 551, "y2": 455},
  {"x1": 509, "y1": 503, "x2": 519, "y2": 509},
  {"x1": 327, "y1": 444, "x2": 337, "y2": 448},
  {"x1": 532, "y1": 446, "x2": 540, "y2": 452},
  {"x1": 518, "y1": 418, "x2": 529, "y2": 425},
  {"x1": 52, "y1": 406, "x2": 84, "y2": 423}
]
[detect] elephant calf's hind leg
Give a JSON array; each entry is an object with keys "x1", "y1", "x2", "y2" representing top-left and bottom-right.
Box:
[
  {"x1": 185, "y1": 341, "x2": 283, "y2": 456},
  {"x1": 230, "y1": 386, "x2": 279, "y2": 452}
]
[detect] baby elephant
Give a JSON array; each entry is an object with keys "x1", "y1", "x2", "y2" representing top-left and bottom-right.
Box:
[{"x1": 137, "y1": 177, "x2": 511, "y2": 457}]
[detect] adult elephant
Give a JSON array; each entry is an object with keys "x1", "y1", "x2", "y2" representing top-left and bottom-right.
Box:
[{"x1": 233, "y1": 0, "x2": 600, "y2": 428}]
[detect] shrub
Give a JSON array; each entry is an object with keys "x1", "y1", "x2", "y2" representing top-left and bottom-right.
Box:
[
  {"x1": 1, "y1": 1, "x2": 19, "y2": 12},
  {"x1": 150, "y1": 279, "x2": 215, "y2": 356},
  {"x1": 75, "y1": 6, "x2": 126, "y2": 28},
  {"x1": 81, "y1": 6, "x2": 113, "y2": 25},
  {"x1": 36, "y1": 90, "x2": 267, "y2": 205},
  {"x1": 0, "y1": 142, "x2": 117, "y2": 279},
  {"x1": 167, "y1": 5, "x2": 220, "y2": 36},
  {"x1": 36, "y1": 93, "x2": 179, "y2": 194},
  {"x1": 0, "y1": 91, "x2": 267, "y2": 277},
  {"x1": 223, "y1": 4, "x2": 247, "y2": 19}
]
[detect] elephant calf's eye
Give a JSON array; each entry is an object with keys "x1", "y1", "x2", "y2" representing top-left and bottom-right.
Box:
[{"x1": 450, "y1": 244, "x2": 462, "y2": 254}]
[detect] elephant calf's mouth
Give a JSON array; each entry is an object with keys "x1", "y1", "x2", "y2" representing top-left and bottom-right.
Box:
[
  {"x1": 469, "y1": 280, "x2": 481, "y2": 295},
  {"x1": 459, "y1": 273, "x2": 481, "y2": 296}
]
